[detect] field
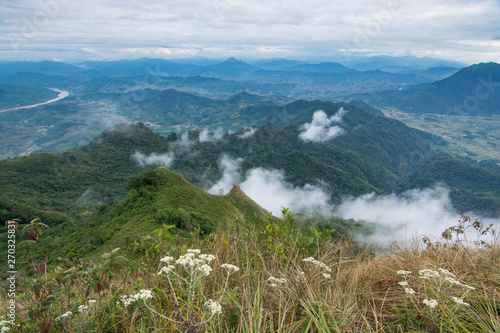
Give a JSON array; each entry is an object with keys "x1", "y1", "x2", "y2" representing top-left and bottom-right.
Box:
[{"x1": 381, "y1": 108, "x2": 500, "y2": 162}]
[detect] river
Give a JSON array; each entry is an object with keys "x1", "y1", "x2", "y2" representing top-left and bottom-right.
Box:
[{"x1": 0, "y1": 88, "x2": 70, "y2": 113}]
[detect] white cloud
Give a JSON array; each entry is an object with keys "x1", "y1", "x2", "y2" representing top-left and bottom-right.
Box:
[
  {"x1": 335, "y1": 185, "x2": 500, "y2": 243},
  {"x1": 132, "y1": 151, "x2": 175, "y2": 168},
  {"x1": 207, "y1": 154, "x2": 243, "y2": 195},
  {"x1": 240, "y1": 168, "x2": 332, "y2": 216},
  {"x1": 1, "y1": 0, "x2": 499, "y2": 63},
  {"x1": 299, "y1": 108, "x2": 347, "y2": 142},
  {"x1": 238, "y1": 127, "x2": 257, "y2": 139},
  {"x1": 199, "y1": 128, "x2": 225, "y2": 142},
  {"x1": 207, "y1": 154, "x2": 332, "y2": 215}
]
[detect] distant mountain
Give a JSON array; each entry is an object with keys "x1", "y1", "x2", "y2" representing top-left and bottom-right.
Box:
[
  {"x1": 349, "y1": 55, "x2": 466, "y2": 71},
  {"x1": 250, "y1": 58, "x2": 308, "y2": 70},
  {"x1": 418, "y1": 66, "x2": 460, "y2": 81},
  {"x1": 0, "y1": 60, "x2": 83, "y2": 80},
  {"x1": 400, "y1": 62, "x2": 500, "y2": 115},
  {"x1": 201, "y1": 57, "x2": 259, "y2": 78},
  {"x1": 78, "y1": 57, "x2": 200, "y2": 76},
  {"x1": 289, "y1": 62, "x2": 356, "y2": 74}
]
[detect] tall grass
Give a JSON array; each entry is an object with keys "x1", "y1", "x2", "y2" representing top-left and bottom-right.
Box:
[{"x1": 1, "y1": 214, "x2": 499, "y2": 332}]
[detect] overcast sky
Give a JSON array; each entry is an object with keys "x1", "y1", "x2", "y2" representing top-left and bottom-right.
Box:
[{"x1": 1, "y1": 0, "x2": 499, "y2": 64}]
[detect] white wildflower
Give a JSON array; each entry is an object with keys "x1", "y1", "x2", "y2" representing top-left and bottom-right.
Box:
[
  {"x1": 199, "y1": 254, "x2": 216, "y2": 263},
  {"x1": 158, "y1": 265, "x2": 175, "y2": 276},
  {"x1": 322, "y1": 273, "x2": 332, "y2": 279},
  {"x1": 221, "y1": 263, "x2": 240, "y2": 274},
  {"x1": 461, "y1": 283, "x2": 476, "y2": 290},
  {"x1": 78, "y1": 305, "x2": 89, "y2": 313},
  {"x1": 398, "y1": 281, "x2": 409, "y2": 286},
  {"x1": 423, "y1": 298, "x2": 438, "y2": 309},
  {"x1": 198, "y1": 264, "x2": 212, "y2": 276},
  {"x1": 419, "y1": 269, "x2": 440, "y2": 279},
  {"x1": 134, "y1": 289, "x2": 154, "y2": 301},
  {"x1": 302, "y1": 257, "x2": 332, "y2": 272},
  {"x1": 268, "y1": 277, "x2": 287, "y2": 285},
  {"x1": 120, "y1": 295, "x2": 134, "y2": 307},
  {"x1": 160, "y1": 256, "x2": 174, "y2": 263},
  {"x1": 444, "y1": 277, "x2": 461, "y2": 285},
  {"x1": 397, "y1": 270, "x2": 412, "y2": 276},
  {"x1": 204, "y1": 299, "x2": 222, "y2": 315},
  {"x1": 404, "y1": 287, "x2": 416, "y2": 296},
  {"x1": 88, "y1": 300, "x2": 97, "y2": 305},
  {"x1": 452, "y1": 297, "x2": 470, "y2": 306},
  {"x1": 56, "y1": 311, "x2": 72, "y2": 320},
  {"x1": 438, "y1": 268, "x2": 455, "y2": 278}
]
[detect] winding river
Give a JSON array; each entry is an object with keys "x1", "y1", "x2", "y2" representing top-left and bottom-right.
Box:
[{"x1": 0, "y1": 88, "x2": 70, "y2": 113}]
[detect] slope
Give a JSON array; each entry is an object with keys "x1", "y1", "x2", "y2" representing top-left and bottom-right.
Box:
[{"x1": 399, "y1": 62, "x2": 500, "y2": 115}]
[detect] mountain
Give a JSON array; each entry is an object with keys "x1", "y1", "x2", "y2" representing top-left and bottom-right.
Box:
[
  {"x1": 400, "y1": 62, "x2": 500, "y2": 115},
  {"x1": 78, "y1": 57, "x2": 200, "y2": 76},
  {"x1": 289, "y1": 62, "x2": 356, "y2": 74},
  {"x1": 0, "y1": 60, "x2": 83, "y2": 81},
  {"x1": 201, "y1": 57, "x2": 259, "y2": 78},
  {"x1": 2, "y1": 103, "x2": 498, "y2": 219},
  {"x1": 348, "y1": 55, "x2": 465, "y2": 71}
]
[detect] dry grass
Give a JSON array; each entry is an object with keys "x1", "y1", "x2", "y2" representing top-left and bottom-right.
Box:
[{"x1": 2, "y1": 220, "x2": 499, "y2": 332}]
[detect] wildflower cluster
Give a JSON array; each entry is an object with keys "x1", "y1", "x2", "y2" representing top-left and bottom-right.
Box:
[
  {"x1": 204, "y1": 299, "x2": 223, "y2": 315},
  {"x1": 267, "y1": 276, "x2": 287, "y2": 287},
  {"x1": 302, "y1": 257, "x2": 332, "y2": 279},
  {"x1": 1, "y1": 317, "x2": 12, "y2": 333},
  {"x1": 56, "y1": 311, "x2": 72, "y2": 321},
  {"x1": 396, "y1": 267, "x2": 475, "y2": 311},
  {"x1": 120, "y1": 289, "x2": 154, "y2": 307},
  {"x1": 150, "y1": 249, "x2": 240, "y2": 327}
]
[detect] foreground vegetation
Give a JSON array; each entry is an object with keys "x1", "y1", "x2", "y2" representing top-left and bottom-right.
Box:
[{"x1": 1, "y1": 212, "x2": 499, "y2": 332}]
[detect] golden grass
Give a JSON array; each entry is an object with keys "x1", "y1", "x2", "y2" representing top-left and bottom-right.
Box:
[{"x1": 2, "y1": 221, "x2": 499, "y2": 332}]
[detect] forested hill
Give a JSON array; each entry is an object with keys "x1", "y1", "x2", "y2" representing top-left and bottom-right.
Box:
[{"x1": 1, "y1": 101, "x2": 499, "y2": 220}]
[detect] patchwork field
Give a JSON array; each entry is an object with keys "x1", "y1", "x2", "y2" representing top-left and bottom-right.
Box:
[{"x1": 382, "y1": 108, "x2": 500, "y2": 162}]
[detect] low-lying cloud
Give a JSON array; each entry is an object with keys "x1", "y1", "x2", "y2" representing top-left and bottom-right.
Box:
[
  {"x1": 299, "y1": 108, "x2": 347, "y2": 142},
  {"x1": 238, "y1": 127, "x2": 258, "y2": 139},
  {"x1": 335, "y1": 185, "x2": 499, "y2": 243},
  {"x1": 207, "y1": 155, "x2": 332, "y2": 215},
  {"x1": 132, "y1": 151, "x2": 175, "y2": 168},
  {"x1": 208, "y1": 154, "x2": 243, "y2": 195},
  {"x1": 199, "y1": 128, "x2": 225, "y2": 142},
  {"x1": 208, "y1": 154, "x2": 499, "y2": 242}
]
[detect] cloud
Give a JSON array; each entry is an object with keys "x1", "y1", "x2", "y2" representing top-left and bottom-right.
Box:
[
  {"x1": 207, "y1": 154, "x2": 332, "y2": 215},
  {"x1": 240, "y1": 168, "x2": 332, "y2": 216},
  {"x1": 335, "y1": 185, "x2": 499, "y2": 243},
  {"x1": 132, "y1": 151, "x2": 175, "y2": 168},
  {"x1": 207, "y1": 154, "x2": 243, "y2": 195},
  {"x1": 1, "y1": 0, "x2": 499, "y2": 63},
  {"x1": 238, "y1": 127, "x2": 258, "y2": 139},
  {"x1": 299, "y1": 108, "x2": 347, "y2": 142},
  {"x1": 199, "y1": 128, "x2": 225, "y2": 142}
]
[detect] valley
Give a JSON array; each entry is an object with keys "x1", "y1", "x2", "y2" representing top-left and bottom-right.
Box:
[{"x1": 382, "y1": 108, "x2": 500, "y2": 161}]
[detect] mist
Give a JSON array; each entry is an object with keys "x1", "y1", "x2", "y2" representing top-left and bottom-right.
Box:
[
  {"x1": 132, "y1": 151, "x2": 175, "y2": 168},
  {"x1": 299, "y1": 108, "x2": 347, "y2": 142},
  {"x1": 207, "y1": 154, "x2": 499, "y2": 242},
  {"x1": 207, "y1": 154, "x2": 333, "y2": 215},
  {"x1": 238, "y1": 127, "x2": 258, "y2": 139},
  {"x1": 199, "y1": 128, "x2": 225, "y2": 142},
  {"x1": 335, "y1": 185, "x2": 499, "y2": 243}
]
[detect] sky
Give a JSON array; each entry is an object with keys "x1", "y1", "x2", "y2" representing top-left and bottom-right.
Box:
[{"x1": 1, "y1": 0, "x2": 500, "y2": 64}]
